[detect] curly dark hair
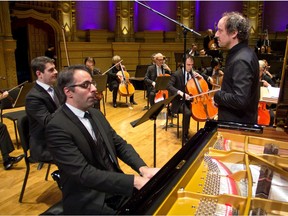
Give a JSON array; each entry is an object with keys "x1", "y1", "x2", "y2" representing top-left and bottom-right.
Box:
[{"x1": 222, "y1": 11, "x2": 250, "y2": 42}]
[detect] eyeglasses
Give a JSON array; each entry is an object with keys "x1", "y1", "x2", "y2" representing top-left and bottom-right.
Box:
[{"x1": 68, "y1": 81, "x2": 96, "y2": 89}]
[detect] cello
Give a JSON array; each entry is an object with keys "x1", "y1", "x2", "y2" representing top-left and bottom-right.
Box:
[
  {"x1": 117, "y1": 63, "x2": 135, "y2": 97},
  {"x1": 186, "y1": 72, "x2": 218, "y2": 121}
]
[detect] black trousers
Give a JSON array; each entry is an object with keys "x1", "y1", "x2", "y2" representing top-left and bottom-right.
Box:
[{"x1": 0, "y1": 122, "x2": 15, "y2": 161}]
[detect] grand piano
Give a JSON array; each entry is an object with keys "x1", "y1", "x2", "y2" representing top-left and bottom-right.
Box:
[{"x1": 118, "y1": 37, "x2": 288, "y2": 216}]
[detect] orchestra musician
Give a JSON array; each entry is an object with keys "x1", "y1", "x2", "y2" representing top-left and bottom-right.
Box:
[
  {"x1": 166, "y1": 54, "x2": 202, "y2": 143},
  {"x1": 84, "y1": 57, "x2": 102, "y2": 110},
  {"x1": 203, "y1": 29, "x2": 218, "y2": 51},
  {"x1": 200, "y1": 57, "x2": 224, "y2": 90},
  {"x1": 144, "y1": 53, "x2": 171, "y2": 107},
  {"x1": 0, "y1": 91, "x2": 24, "y2": 170},
  {"x1": 25, "y1": 56, "x2": 60, "y2": 162},
  {"x1": 214, "y1": 12, "x2": 259, "y2": 124},
  {"x1": 107, "y1": 55, "x2": 137, "y2": 108},
  {"x1": 259, "y1": 60, "x2": 275, "y2": 126},
  {"x1": 186, "y1": 43, "x2": 200, "y2": 56}
]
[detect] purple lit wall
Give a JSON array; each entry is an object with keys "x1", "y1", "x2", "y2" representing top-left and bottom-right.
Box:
[
  {"x1": 263, "y1": 2, "x2": 288, "y2": 32},
  {"x1": 76, "y1": 1, "x2": 116, "y2": 31},
  {"x1": 134, "y1": 1, "x2": 177, "y2": 32},
  {"x1": 196, "y1": 1, "x2": 242, "y2": 31}
]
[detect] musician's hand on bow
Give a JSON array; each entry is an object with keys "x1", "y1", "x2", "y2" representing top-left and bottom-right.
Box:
[
  {"x1": 0, "y1": 91, "x2": 9, "y2": 100},
  {"x1": 152, "y1": 81, "x2": 156, "y2": 88}
]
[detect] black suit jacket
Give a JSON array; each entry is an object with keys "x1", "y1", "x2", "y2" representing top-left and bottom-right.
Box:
[
  {"x1": 144, "y1": 64, "x2": 170, "y2": 95},
  {"x1": 214, "y1": 42, "x2": 259, "y2": 124},
  {"x1": 46, "y1": 105, "x2": 147, "y2": 214},
  {"x1": 166, "y1": 69, "x2": 190, "y2": 114},
  {"x1": 25, "y1": 83, "x2": 59, "y2": 161}
]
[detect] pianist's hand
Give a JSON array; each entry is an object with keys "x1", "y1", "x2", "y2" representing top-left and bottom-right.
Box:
[
  {"x1": 139, "y1": 166, "x2": 160, "y2": 179},
  {"x1": 134, "y1": 175, "x2": 149, "y2": 190}
]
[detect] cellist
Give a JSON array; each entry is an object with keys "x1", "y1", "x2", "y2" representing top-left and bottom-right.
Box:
[
  {"x1": 144, "y1": 53, "x2": 171, "y2": 107},
  {"x1": 166, "y1": 54, "x2": 203, "y2": 143},
  {"x1": 107, "y1": 55, "x2": 137, "y2": 108}
]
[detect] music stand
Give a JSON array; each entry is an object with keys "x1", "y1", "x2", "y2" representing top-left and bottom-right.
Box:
[
  {"x1": 12, "y1": 82, "x2": 34, "y2": 107},
  {"x1": 93, "y1": 75, "x2": 108, "y2": 115},
  {"x1": 130, "y1": 94, "x2": 177, "y2": 167}
]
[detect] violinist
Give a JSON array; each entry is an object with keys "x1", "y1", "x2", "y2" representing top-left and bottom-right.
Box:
[
  {"x1": 107, "y1": 55, "x2": 137, "y2": 108},
  {"x1": 201, "y1": 57, "x2": 224, "y2": 90},
  {"x1": 214, "y1": 12, "x2": 259, "y2": 124},
  {"x1": 166, "y1": 54, "x2": 202, "y2": 143},
  {"x1": 0, "y1": 91, "x2": 24, "y2": 170},
  {"x1": 259, "y1": 60, "x2": 275, "y2": 126},
  {"x1": 144, "y1": 53, "x2": 171, "y2": 107},
  {"x1": 84, "y1": 57, "x2": 101, "y2": 76},
  {"x1": 203, "y1": 29, "x2": 218, "y2": 51},
  {"x1": 84, "y1": 57, "x2": 102, "y2": 110}
]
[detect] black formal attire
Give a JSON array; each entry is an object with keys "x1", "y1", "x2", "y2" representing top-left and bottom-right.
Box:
[
  {"x1": 46, "y1": 104, "x2": 147, "y2": 214},
  {"x1": 0, "y1": 122, "x2": 15, "y2": 161},
  {"x1": 144, "y1": 64, "x2": 171, "y2": 106},
  {"x1": 186, "y1": 49, "x2": 199, "y2": 56},
  {"x1": 255, "y1": 39, "x2": 271, "y2": 53},
  {"x1": 261, "y1": 73, "x2": 276, "y2": 126},
  {"x1": 214, "y1": 42, "x2": 259, "y2": 124},
  {"x1": 107, "y1": 65, "x2": 135, "y2": 105},
  {"x1": 166, "y1": 69, "x2": 192, "y2": 138},
  {"x1": 25, "y1": 82, "x2": 60, "y2": 162}
]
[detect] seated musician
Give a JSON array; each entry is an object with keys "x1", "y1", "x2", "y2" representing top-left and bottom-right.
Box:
[
  {"x1": 0, "y1": 91, "x2": 24, "y2": 170},
  {"x1": 203, "y1": 29, "x2": 217, "y2": 51},
  {"x1": 107, "y1": 55, "x2": 137, "y2": 108},
  {"x1": 144, "y1": 53, "x2": 171, "y2": 107},
  {"x1": 201, "y1": 57, "x2": 224, "y2": 90},
  {"x1": 259, "y1": 60, "x2": 275, "y2": 126},
  {"x1": 186, "y1": 43, "x2": 200, "y2": 56},
  {"x1": 84, "y1": 57, "x2": 102, "y2": 110},
  {"x1": 166, "y1": 54, "x2": 202, "y2": 143}
]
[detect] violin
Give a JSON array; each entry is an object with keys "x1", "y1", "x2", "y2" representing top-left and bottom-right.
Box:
[
  {"x1": 117, "y1": 63, "x2": 135, "y2": 97},
  {"x1": 186, "y1": 72, "x2": 218, "y2": 121}
]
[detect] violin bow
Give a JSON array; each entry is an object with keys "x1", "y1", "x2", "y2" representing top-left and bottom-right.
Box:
[
  {"x1": 61, "y1": 25, "x2": 70, "y2": 67},
  {"x1": 102, "y1": 60, "x2": 123, "y2": 75},
  {"x1": 188, "y1": 88, "x2": 220, "y2": 100}
]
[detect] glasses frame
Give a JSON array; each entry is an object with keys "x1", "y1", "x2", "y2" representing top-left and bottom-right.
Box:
[{"x1": 68, "y1": 80, "x2": 97, "y2": 89}]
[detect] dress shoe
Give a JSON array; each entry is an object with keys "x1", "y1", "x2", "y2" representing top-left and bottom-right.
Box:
[
  {"x1": 113, "y1": 103, "x2": 117, "y2": 108},
  {"x1": 3, "y1": 154, "x2": 24, "y2": 170},
  {"x1": 130, "y1": 101, "x2": 138, "y2": 105}
]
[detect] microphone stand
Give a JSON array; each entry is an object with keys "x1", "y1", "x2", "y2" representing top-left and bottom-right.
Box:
[{"x1": 135, "y1": 0, "x2": 201, "y2": 146}]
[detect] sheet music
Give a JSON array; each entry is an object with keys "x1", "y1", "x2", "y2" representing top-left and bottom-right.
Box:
[{"x1": 260, "y1": 86, "x2": 279, "y2": 104}]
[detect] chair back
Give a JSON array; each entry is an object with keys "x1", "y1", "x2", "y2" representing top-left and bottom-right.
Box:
[
  {"x1": 17, "y1": 114, "x2": 30, "y2": 154},
  {"x1": 93, "y1": 74, "x2": 108, "y2": 92}
]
